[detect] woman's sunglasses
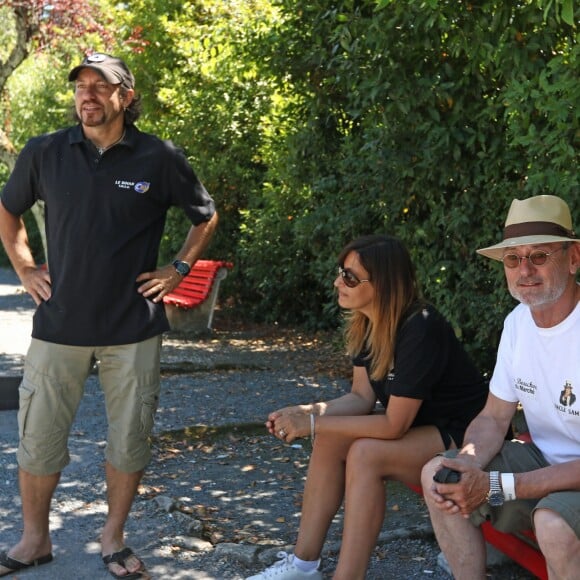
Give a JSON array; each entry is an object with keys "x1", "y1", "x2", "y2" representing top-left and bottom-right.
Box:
[{"x1": 338, "y1": 266, "x2": 370, "y2": 288}]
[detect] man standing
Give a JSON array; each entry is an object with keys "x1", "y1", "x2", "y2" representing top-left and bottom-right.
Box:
[
  {"x1": 421, "y1": 194, "x2": 579, "y2": 580},
  {"x1": 0, "y1": 53, "x2": 218, "y2": 579}
]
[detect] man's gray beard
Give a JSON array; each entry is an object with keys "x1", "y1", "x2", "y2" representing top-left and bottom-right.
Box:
[{"x1": 509, "y1": 280, "x2": 567, "y2": 308}]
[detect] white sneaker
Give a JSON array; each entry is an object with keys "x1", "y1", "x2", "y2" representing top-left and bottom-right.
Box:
[{"x1": 246, "y1": 552, "x2": 322, "y2": 579}]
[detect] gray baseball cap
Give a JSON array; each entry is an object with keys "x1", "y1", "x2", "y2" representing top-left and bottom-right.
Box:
[{"x1": 69, "y1": 53, "x2": 134, "y2": 90}]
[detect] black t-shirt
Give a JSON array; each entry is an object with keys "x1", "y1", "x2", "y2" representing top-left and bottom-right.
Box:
[
  {"x1": 353, "y1": 304, "x2": 488, "y2": 437},
  {"x1": 1, "y1": 124, "x2": 216, "y2": 346}
]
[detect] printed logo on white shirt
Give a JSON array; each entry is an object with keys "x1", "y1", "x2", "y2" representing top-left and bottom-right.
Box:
[
  {"x1": 556, "y1": 381, "x2": 577, "y2": 415},
  {"x1": 514, "y1": 377, "x2": 538, "y2": 397}
]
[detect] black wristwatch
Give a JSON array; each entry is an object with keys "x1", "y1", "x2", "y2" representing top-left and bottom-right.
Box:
[
  {"x1": 172, "y1": 260, "x2": 191, "y2": 277},
  {"x1": 487, "y1": 471, "x2": 505, "y2": 507}
]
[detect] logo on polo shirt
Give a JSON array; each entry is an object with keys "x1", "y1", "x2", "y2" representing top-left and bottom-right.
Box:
[
  {"x1": 114, "y1": 179, "x2": 150, "y2": 194},
  {"x1": 134, "y1": 181, "x2": 150, "y2": 194}
]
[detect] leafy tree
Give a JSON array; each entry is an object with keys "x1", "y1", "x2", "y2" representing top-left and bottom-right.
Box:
[
  {"x1": 238, "y1": 0, "x2": 579, "y2": 372},
  {"x1": 0, "y1": 0, "x2": 117, "y2": 263},
  {"x1": 0, "y1": 0, "x2": 577, "y2": 379},
  {"x1": 111, "y1": 0, "x2": 281, "y2": 273}
]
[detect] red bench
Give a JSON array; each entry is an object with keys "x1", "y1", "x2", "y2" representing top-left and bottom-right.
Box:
[
  {"x1": 163, "y1": 259, "x2": 233, "y2": 332},
  {"x1": 480, "y1": 522, "x2": 546, "y2": 579},
  {"x1": 409, "y1": 431, "x2": 548, "y2": 580},
  {"x1": 480, "y1": 431, "x2": 546, "y2": 579}
]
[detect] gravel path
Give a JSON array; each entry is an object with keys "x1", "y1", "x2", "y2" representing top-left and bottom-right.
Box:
[{"x1": 0, "y1": 268, "x2": 534, "y2": 579}]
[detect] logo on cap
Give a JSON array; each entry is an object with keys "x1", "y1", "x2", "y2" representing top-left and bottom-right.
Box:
[{"x1": 86, "y1": 53, "x2": 107, "y2": 63}]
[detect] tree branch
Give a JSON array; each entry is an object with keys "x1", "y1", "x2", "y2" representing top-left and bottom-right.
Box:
[{"x1": 0, "y1": 6, "x2": 32, "y2": 93}]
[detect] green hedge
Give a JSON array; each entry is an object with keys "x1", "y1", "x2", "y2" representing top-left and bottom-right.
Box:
[
  {"x1": 235, "y1": 0, "x2": 579, "y2": 374},
  {"x1": 1, "y1": 0, "x2": 577, "y2": 376}
]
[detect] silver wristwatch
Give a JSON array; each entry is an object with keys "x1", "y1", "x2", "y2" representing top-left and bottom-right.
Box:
[{"x1": 487, "y1": 470, "x2": 505, "y2": 507}]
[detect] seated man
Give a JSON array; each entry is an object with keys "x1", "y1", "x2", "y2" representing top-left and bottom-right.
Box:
[{"x1": 421, "y1": 194, "x2": 580, "y2": 580}]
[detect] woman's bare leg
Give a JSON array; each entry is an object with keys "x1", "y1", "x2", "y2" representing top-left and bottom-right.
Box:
[
  {"x1": 293, "y1": 432, "x2": 358, "y2": 561},
  {"x1": 333, "y1": 426, "x2": 448, "y2": 580}
]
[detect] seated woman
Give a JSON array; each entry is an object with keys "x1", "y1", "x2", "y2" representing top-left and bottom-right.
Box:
[{"x1": 246, "y1": 234, "x2": 489, "y2": 580}]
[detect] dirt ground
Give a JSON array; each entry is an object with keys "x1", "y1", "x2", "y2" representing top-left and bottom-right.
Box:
[{"x1": 0, "y1": 295, "x2": 536, "y2": 579}]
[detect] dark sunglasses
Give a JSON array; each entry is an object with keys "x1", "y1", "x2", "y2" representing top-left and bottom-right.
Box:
[
  {"x1": 338, "y1": 266, "x2": 370, "y2": 288},
  {"x1": 501, "y1": 247, "x2": 564, "y2": 269}
]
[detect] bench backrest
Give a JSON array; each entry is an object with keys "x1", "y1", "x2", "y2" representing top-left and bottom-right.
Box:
[{"x1": 163, "y1": 260, "x2": 233, "y2": 309}]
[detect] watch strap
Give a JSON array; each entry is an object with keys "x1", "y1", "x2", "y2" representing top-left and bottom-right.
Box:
[
  {"x1": 501, "y1": 472, "x2": 516, "y2": 501},
  {"x1": 489, "y1": 470, "x2": 501, "y2": 493},
  {"x1": 486, "y1": 470, "x2": 504, "y2": 506}
]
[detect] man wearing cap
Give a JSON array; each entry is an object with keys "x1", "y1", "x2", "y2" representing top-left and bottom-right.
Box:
[
  {"x1": 0, "y1": 53, "x2": 218, "y2": 578},
  {"x1": 421, "y1": 195, "x2": 580, "y2": 579}
]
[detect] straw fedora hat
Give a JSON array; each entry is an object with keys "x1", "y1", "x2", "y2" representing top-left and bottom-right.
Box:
[{"x1": 477, "y1": 195, "x2": 579, "y2": 261}]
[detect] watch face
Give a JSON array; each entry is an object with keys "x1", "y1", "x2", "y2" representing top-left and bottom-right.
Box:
[
  {"x1": 173, "y1": 261, "x2": 190, "y2": 276},
  {"x1": 488, "y1": 492, "x2": 504, "y2": 507}
]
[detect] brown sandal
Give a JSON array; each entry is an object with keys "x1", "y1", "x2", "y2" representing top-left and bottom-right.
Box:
[
  {"x1": 102, "y1": 547, "x2": 146, "y2": 579},
  {"x1": 0, "y1": 551, "x2": 53, "y2": 577}
]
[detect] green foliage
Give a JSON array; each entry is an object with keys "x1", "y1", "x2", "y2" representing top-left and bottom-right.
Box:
[
  {"x1": 6, "y1": 53, "x2": 74, "y2": 148},
  {"x1": 112, "y1": 0, "x2": 278, "y2": 275},
  {"x1": 1, "y1": 0, "x2": 578, "y2": 376},
  {"x1": 0, "y1": 0, "x2": 119, "y2": 266},
  {"x1": 236, "y1": 0, "x2": 579, "y2": 372},
  {"x1": 0, "y1": 164, "x2": 10, "y2": 267}
]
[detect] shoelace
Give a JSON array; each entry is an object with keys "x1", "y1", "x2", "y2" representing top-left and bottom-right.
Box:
[{"x1": 263, "y1": 552, "x2": 292, "y2": 576}]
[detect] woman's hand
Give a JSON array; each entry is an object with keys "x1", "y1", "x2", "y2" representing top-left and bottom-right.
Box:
[
  {"x1": 270, "y1": 413, "x2": 311, "y2": 443},
  {"x1": 265, "y1": 405, "x2": 313, "y2": 441}
]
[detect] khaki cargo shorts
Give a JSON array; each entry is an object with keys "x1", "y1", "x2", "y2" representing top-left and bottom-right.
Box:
[
  {"x1": 446, "y1": 441, "x2": 580, "y2": 538},
  {"x1": 17, "y1": 336, "x2": 161, "y2": 475}
]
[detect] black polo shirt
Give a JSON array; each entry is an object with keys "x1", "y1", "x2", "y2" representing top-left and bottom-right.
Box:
[
  {"x1": 1, "y1": 124, "x2": 216, "y2": 346},
  {"x1": 353, "y1": 304, "x2": 488, "y2": 438}
]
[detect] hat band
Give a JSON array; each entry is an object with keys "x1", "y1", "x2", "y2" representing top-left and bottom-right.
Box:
[{"x1": 503, "y1": 221, "x2": 576, "y2": 241}]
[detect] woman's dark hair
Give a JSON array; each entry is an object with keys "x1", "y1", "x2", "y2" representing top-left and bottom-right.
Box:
[{"x1": 339, "y1": 234, "x2": 421, "y2": 380}]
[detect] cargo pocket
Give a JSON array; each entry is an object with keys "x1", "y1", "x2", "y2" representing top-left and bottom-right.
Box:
[
  {"x1": 17, "y1": 379, "x2": 36, "y2": 440},
  {"x1": 139, "y1": 392, "x2": 159, "y2": 437}
]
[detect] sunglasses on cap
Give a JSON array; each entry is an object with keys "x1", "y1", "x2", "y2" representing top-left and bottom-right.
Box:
[
  {"x1": 338, "y1": 266, "x2": 370, "y2": 288},
  {"x1": 501, "y1": 247, "x2": 564, "y2": 269}
]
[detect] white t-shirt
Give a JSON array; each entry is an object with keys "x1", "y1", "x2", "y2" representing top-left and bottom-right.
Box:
[{"x1": 490, "y1": 301, "x2": 580, "y2": 465}]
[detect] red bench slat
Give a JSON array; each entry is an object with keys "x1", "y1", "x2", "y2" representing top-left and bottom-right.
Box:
[
  {"x1": 481, "y1": 521, "x2": 547, "y2": 579},
  {"x1": 163, "y1": 260, "x2": 233, "y2": 309}
]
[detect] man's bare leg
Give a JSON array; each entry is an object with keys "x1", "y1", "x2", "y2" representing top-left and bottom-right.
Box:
[
  {"x1": 421, "y1": 458, "x2": 487, "y2": 580},
  {"x1": 0, "y1": 469, "x2": 59, "y2": 574},
  {"x1": 534, "y1": 508, "x2": 580, "y2": 580},
  {"x1": 100, "y1": 462, "x2": 145, "y2": 576}
]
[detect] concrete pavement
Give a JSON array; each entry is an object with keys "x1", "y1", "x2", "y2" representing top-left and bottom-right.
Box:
[
  {"x1": 0, "y1": 267, "x2": 33, "y2": 376},
  {"x1": 0, "y1": 268, "x2": 533, "y2": 579}
]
